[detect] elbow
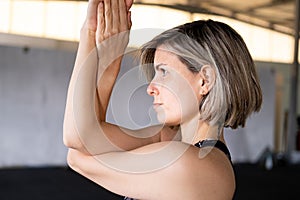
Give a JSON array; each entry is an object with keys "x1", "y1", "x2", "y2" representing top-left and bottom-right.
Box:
[
  {"x1": 63, "y1": 135, "x2": 85, "y2": 153},
  {"x1": 63, "y1": 125, "x2": 84, "y2": 150},
  {"x1": 67, "y1": 149, "x2": 80, "y2": 173},
  {"x1": 63, "y1": 126, "x2": 75, "y2": 148},
  {"x1": 66, "y1": 149, "x2": 74, "y2": 168},
  {"x1": 63, "y1": 126, "x2": 91, "y2": 155},
  {"x1": 66, "y1": 149, "x2": 94, "y2": 178},
  {"x1": 63, "y1": 111, "x2": 82, "y2": 149},
  {"x1": 63, "y1": 115, "x2": 81, "y2": 147},
  {"x1": 63, "y1": 129, "x2": 74, "y2": 148},
  {"x1": 63, "y1": 116, "x2": 74, "y2": 148}
]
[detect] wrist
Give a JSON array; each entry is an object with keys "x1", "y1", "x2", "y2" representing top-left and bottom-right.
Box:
[
  {"x1": 80, "y1": 26, "x2": 96, "y2": 39},
  {"x1": 78, "y1": 27, "x2": 97, "y2": 52}
]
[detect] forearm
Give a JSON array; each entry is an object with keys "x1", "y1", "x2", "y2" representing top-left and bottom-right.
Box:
[
  {"x1": 96, "y1": 57, "x2": 123, "y2": 122},
  {"x1": 64, "y1": 42, "x2": 121, "y2": 155},
  {"x1": 63, "y1": 33, "x2": 126, "y2": 156},
  {"x1": 63, "y1": 28, "x2": 96, "y2": 150}
]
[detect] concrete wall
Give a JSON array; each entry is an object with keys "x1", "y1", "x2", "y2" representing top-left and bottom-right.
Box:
[
  {"x1": 0, "y1": 44, "x2": 293, "y2": 166},
  {"x1": 225, "y1": 67, "x2": 276, "y2": 163},
  {"x1": 0, "y1": 45, "x2": 75, "y2": 167}
]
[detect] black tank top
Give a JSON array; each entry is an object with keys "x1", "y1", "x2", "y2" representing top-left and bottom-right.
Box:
[
  {"x1": 124, "y1": 140, "x2": 231, "y2": 200},
  {"x1": 194, "y1": 139, "x2": 232, "y2": 161}
]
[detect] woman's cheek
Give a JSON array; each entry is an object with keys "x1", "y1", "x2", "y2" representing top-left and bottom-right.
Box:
[{"x1": 163, "y1": 95, "x2": 183, "y2": 124}]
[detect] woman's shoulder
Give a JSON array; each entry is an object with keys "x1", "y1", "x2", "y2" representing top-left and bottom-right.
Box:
[
  {"x1": 132, "y1": 141, "x2": 235, "y2": 199},
  {"x1": 165, "y1": 141, "x2": 236, "y2": 199}
]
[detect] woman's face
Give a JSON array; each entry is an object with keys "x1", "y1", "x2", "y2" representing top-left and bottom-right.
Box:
[{"x1": 147, "y1": 47, "x2": 202, "y2": 125}]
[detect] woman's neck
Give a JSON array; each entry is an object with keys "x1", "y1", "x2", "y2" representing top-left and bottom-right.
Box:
[{"x1": 180, "y1": 115, "x2": 224, "y2": 144}]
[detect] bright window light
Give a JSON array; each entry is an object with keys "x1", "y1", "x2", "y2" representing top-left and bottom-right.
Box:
[
  {"x1": 194, "y1": 13, "x2": 294, "y2": 63},
  {"x1": 74, "y1": 2, "x2": 88, "y2": 40},
  {"x1": 45, "y1": 1, "x2": 79, "y2": 41},
  {"x1": 129, "y1": 5, "x2": 191, "y2": 47},
  {"x1": 0, "y1": 0, "x2": 10, "y2": 33},
  {"x1": 269, "y1": 32, "x2": 294, "y2": 63},
  {"x1": 11, "y1": 1, "x2": 45, "y2": 36},
  {"x1": 0, "y1": 0, "x2": 296, "y2": 64},
  {"x1": 131, "y1": 5, "x2": 191, "y2": 30}
]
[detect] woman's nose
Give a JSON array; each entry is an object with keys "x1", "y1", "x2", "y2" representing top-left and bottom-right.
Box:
[{"x1": 147, "y1": 81, "x2": 159, "y2": 96}]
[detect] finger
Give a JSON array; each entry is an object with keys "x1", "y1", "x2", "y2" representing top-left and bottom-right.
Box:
[
  {"x1": 125, "y1": 0, "x2": 133, "y2": 11},
  {"x1": 104, "y1": 0, "x2": 112, "y2": 34},
  {"x1": 86, "y1": 0, "x2": 103, "y2": 30},
  {"x1": 111, "y1": 0, "x2": 119, "y2": 32},
  {"x1": 86, "y1": 0, "x2": 99, "y2": 19},
  {"x1": 127, "y1": 11, "x2": 132, "y2": 29},
  {"x1": 96, "y1": 1, "x2": 105, "y2": 44},
  {"x1": 119, "y1": 0, "x2": 129, "y2": 31}
]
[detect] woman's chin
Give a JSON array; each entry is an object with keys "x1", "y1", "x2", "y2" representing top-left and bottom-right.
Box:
[
  {"x1": 156, "y1": 114, "x2": 181, "y2": 126},
  {"x1": 156, "y1": 114, "x2": 166, "y2": 125}
]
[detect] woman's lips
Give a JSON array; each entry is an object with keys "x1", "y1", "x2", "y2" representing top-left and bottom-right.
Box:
[{"x1": 153, "y1": 103, "x2": 163, "y2": 110}]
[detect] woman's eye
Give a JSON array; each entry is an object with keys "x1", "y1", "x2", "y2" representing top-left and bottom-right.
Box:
[{"x1": 160, "y1": 68, "x2": 167, "y2": 77}]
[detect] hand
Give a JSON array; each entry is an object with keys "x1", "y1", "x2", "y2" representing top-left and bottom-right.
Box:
[
  {"x1": 125, "y1": 0, "x2": 134, "y2": 11},
  {"x1": 96, "y1": 0, "x2": 132, "y2": 69},
  {"x1": 83, "y1": 0, "x2": 133, "y2": 34},
  {"x1": 96, "y1": 0, "x2": 132, "y2": 44}
]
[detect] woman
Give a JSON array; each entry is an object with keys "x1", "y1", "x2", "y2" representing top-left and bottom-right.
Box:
[{"x1": 63, "y1": 0, "x2": 262, "y2": 199}]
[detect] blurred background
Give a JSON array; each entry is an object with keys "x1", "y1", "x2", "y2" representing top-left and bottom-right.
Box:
[{"x1": 0, "y1": 0, "x2": 300, "y2": 199}]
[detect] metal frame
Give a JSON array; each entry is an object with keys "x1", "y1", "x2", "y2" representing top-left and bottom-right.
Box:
[{"x1": 287, "y1": 0, "x2": 300, "y2": 155}]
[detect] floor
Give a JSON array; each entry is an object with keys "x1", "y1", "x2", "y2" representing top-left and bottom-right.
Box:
[{"x1": 0, "y1": 163, "x2": 299, "y2": 200}]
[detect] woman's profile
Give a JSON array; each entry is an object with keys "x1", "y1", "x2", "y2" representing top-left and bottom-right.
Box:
[{"x1": 63, "y1": 0, "x2": 262, "y2": 199}]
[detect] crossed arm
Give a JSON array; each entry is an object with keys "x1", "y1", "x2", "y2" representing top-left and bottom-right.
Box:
[
  {"x1": 62, "y1": 2, "x2": 187, "y2": 198},
  {"x1": 63, "y1": 0, "x2": 179, "y2": 156}
]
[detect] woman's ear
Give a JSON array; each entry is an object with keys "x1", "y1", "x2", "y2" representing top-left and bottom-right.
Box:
[{"x1": 198, "y1": 65, "x2": 216, "y2": 96}]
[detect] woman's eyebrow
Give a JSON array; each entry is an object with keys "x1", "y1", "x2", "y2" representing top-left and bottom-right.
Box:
[{"x1": 154, "y1": 63, "x2": 167, "y2": 70}]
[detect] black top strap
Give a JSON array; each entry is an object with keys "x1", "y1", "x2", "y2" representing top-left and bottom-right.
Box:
[{"x1": 194, "y1": 140, "x2": 231, "y2": 161}]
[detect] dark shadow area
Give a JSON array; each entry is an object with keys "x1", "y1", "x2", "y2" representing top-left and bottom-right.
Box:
[
  {"x1": 0, "y1": 167, "x2": 123, "y2": 200},
  {"x1": 0, "y1": 163, "x2": 299, "y2": 200},
  {"x1": 233, "y1": 163, "x2": 300, "y2": 200}
]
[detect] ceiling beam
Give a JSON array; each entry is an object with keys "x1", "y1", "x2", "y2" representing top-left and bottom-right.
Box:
[
  {"x1": 0, "y1": 32, "x2": 78, "y2": 52},
  {"x1": 245, "y1": 0, "x2": 294, "y2": 12},
  {"x1": 11, "y1": 0, "x2": 295, "y2": 36}
]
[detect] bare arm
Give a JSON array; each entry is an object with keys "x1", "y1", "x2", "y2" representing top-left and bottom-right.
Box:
[
  {"x1": 63, "y1": 0, "x2": 100, "y2": 154},
  {"x1": 67, "y1": 141, "x2": 235, "y2": 199},
  {"x1": 63, "y1": 0, "x2": 171, "y2": 155}
]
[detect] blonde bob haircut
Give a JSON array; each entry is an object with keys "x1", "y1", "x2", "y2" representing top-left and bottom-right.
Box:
[{"x1": 140, "y1": 19, "x2": 262, "y2": 129}]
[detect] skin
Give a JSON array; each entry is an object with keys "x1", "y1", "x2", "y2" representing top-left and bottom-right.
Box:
[
  {"x1": 63, "y1": 0, "x2": 236, "y2": 199},
  {"x1": 148, "y1": 47, "x2": 224, "y2": 144},
  {"x1": 148, "y1": 47, "x2": 201, "y2": 126}
]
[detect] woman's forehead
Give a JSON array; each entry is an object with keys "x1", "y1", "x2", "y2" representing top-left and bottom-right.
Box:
[
  {"x1": 154, "y1": 48, "x2": 179, "y2": 65},
  {"x1": 153, "y1": 48, "x2": 196, "y2": 79},
  {"x1": 153, "y1": 50, "x2": 183, "y2": 73}
]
